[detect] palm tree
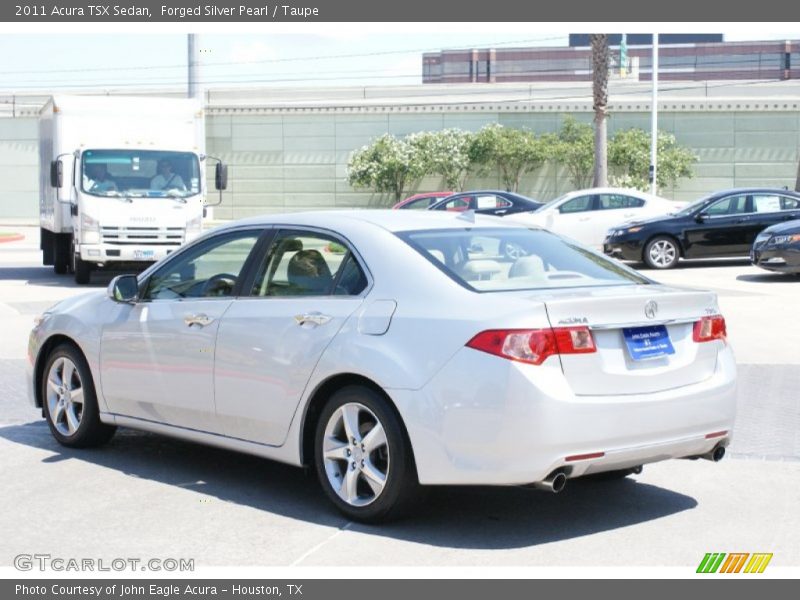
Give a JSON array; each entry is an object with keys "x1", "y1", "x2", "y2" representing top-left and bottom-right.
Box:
[{"x1": 591, "y1": 34, "x2": 609, "y2": 187}]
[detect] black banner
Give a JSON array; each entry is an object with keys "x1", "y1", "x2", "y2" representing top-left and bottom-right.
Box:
[
  {"x1": 3, "y1": 580, "x2": 796, "y2": 600},
  {"x1": 2, "y1": 0, "x2": 798, "y2": 22}
]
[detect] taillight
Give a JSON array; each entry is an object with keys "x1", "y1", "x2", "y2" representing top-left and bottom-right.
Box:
[
  {"x1": 466, "y1": 326, "x2": 595, "y2": 365},
  {"x1": 693, "y1": 315, "x2": 727, "y2": 343}
]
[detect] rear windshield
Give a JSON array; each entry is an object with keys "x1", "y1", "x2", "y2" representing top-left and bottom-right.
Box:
[{"x1": 398, "y1": 227, "x2": 650, "y2": 292}]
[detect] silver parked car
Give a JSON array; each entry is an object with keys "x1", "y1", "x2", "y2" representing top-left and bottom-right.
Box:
[{"x1": 29, "y1": 211, "x2": 737, "y2": 522}]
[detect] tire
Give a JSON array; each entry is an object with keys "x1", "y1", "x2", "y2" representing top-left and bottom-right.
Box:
[
  {"x1": 53, "y1": 235, "x2": 70, "y2": 275},
  {"x1": 71, "y1": 240, "x2": 92, "y2": 284},
  {"x1": 73, "y1": 255, "x2": 92, "y2": 284},
  {"x1": 41, "y1": 343, "x2": 116, "y2": 448},
  {"x1": 643, "y1": 236, "x2": 680, "y2": 269},
  {"x1": 314, "y1": 385, "x2": 420, "y2": 523}
]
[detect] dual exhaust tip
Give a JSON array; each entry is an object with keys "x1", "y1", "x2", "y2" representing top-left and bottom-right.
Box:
[{"x1": 534, "y1": 446, "x2": 725, "y2": 494}]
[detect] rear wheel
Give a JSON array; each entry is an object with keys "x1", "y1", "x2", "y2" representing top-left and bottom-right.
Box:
[
  {"x1": 644, "y1": 236, "x2": 680, "y2": 269},
  {"x1": 53, "y1": 234, "x2": 70, "y2": 275},
  {"x1": 41, "y1": 343, "x2": 116, "y2": 448},
  {"x1": 314, "y1": 385, "x2": 419, "y2": 523}
]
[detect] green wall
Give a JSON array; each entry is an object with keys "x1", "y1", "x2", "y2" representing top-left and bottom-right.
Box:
[{"x1": 3, "y1": 109, "x2": 799, "y2": 220}]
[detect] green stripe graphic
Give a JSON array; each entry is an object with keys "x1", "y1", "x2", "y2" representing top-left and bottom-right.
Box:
[{"x1": 697, "y1": 553, "x2": 727, "y2": 573}]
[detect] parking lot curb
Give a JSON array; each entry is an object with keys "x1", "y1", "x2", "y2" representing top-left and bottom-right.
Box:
[{"x1": 0, "y1": 233, "x2": 24, "y2": 244}]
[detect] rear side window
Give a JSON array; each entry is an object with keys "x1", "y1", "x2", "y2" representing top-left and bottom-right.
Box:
[
  {"x1": 398, "y1": 227, "x2": 649, "y2": 292},
  {"x1": 598, "y1": 194, "x2": 645, "y2": 210},
  {"x1": 249, "y1": 230, "x2": 367, "y2": 297}
]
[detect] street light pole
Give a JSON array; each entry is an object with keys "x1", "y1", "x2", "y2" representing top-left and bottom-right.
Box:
[{"x1": 650, "y1": 33, "x2": 659, "y2": 195}]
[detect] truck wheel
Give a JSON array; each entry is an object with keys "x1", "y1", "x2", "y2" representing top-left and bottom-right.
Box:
[
  {"x1": 73, "y1": 254, "x2": 92, "y2": 284},
  {"x1": 41, "y1": 229, "x2": 54, "y2": 266},
  {"x1": 53, "y1": 235, "x2": 69, "y2": 275}
]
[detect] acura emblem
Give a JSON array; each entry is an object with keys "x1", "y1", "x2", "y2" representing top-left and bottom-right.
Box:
[{"x1": 644, "y1": 300, "x2": 658, "y2": 319}]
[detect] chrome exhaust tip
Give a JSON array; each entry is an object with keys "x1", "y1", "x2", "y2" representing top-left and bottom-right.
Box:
[
  {"x1": 533, "y1": 471, "x2": 567, "y2": 494},
  {"x1": 698, "y1": 444, "x2": 726, "y2": 462}
]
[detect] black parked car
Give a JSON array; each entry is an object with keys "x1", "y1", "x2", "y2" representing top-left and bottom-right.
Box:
[
  {"x1": 751, "y1": 219, "x2": 800, "y2": 274},
  {"x1": 428, "y1": 190, "x2": 543, "y2": 217},
  {"x1": 604, "y1": 188, "x2": 800, "y2": 269}
]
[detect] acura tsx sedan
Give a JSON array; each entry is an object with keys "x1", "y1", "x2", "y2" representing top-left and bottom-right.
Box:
[{"x1": 29, "y1": 211, "x2": 736, "y2": 522}]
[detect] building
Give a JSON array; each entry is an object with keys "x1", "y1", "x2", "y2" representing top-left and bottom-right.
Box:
[
  {"x1": 422, "y1": 37, "x2": 799, "y2": 84},
  {"x1": 1, "y1": 81, "x2": 799, "y2": 220}
]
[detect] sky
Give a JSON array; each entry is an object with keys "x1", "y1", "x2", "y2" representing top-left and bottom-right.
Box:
[{"x1": 0, "y1": 29, "x2": 798, "y2": 93}]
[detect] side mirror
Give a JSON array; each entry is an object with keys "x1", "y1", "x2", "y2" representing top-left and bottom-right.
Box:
[
  {"x1": 695, "y1": 212, "x2": 709, "y2": 223},
  {"x1": 50, "y1": 160, "x2": 63, "y2": 188},
  {"x1": 107, "y1": 275, "x2": 139, "y2": 303},
  {"x1": 215, "y1": 162, "x2": 228, "y2": 190}
]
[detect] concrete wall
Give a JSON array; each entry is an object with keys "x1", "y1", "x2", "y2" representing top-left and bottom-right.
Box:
[{"x1": 3, "y1": 108, "x2": 800, "y2": 220}]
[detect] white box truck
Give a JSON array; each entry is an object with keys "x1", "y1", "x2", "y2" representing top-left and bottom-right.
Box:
[{"x1": 39, "y1": 95, "x2": 227, "y2": 283}]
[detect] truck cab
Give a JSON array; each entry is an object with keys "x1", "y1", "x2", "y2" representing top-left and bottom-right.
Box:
[{"x1": 39, "y1": 95, "x2": 226, "y2": 284}]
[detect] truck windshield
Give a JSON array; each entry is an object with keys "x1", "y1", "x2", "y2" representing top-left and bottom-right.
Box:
[{"x1": 81, "y1": 150, "x2": 201, "y2": 199}]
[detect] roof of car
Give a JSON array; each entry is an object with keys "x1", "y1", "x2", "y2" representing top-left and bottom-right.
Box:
[
  {"x1": 706, "y1": 187, "x2": 800, "y2": 198},
  {"x1": 217, "y1": 209, "x2": 529, "y2": 234}
]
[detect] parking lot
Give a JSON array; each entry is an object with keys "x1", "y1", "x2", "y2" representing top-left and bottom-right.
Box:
[{"x1": 1, "y1": 225, "x2": 798, "y2": 568}]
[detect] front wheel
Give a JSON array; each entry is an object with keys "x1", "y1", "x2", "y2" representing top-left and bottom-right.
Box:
[
  {"x1": 42, "y1": 343, "x2": 116, "y2": 448},
  {"x1": 72, "y1": 249, "x2": 92, "y2": 284},
  {"x1": 644, "y1": 236, "x2": 680, "y2": 269},
  {"x1": 314, "y1": 385, "x2": 419, "y2": 523}
]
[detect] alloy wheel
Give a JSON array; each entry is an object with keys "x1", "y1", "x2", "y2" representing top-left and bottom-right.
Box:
[
  {"x1": 46, "y1": 357, "x2": 84, "y2": 437},
  {"x1": 322, "y1": 402, "x2": 389, "y2": 507},
  {"x1": 648, "y1": 239, "x2": 678, "y2": 268}
]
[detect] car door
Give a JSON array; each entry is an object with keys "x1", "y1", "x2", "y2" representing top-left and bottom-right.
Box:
[
  {"x1": 213, "y1": 228, "x2": 370, "y2": 446},
  {"x1": 683, "y1": 194, "x2": 752, "y2": 257},
  {"x1": 594, "y1": 194, "x2": 646, "y2": 247},
  {"x1": 99, "y1": 228, "x2": 264, "y2": 433},
  {"x1": 545, "y1": 194, "x2": 597, "y2": 245}
]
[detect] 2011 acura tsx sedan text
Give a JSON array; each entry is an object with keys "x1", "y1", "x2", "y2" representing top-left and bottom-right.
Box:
[{"x1": 28, "y1": 210, "x2": 737, "y2": 522}]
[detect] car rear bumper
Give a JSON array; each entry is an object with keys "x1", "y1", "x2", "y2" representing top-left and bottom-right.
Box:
[{"x1": 392, "y1": 343, "x2": 737, "y2": 486}]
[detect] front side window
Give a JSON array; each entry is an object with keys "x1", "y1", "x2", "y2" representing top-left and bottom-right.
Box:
[
  {"x1": 250, "y1": 230, "x2": 367, "y2": 297},
  {"x1": 144, "y1": 230, "x2": 261, "y2": 300},
  {"x1": 706, "y1": 195, "x2": 748, "y2": 216},
  {"x1": 81, "y1": 149, "x2": 201, "y2": 198},
  {"x1": 437, "y1": 196, "x2": 472, "y2": 212},
  {"x1": 399, "y1": 227, "x2": 649, "y2": 292}
]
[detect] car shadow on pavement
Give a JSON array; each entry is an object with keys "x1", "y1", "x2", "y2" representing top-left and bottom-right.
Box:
[
  {"x1": 736, "y1": 272, "x2": 800, "y2": 283},
  {"x1": 0, "y1": 421, "x2": 698, "y2": 550}
]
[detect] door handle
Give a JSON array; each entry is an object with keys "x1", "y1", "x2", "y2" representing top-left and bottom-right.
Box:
[
  {"x1": 579, "y1": 217, "x2": 591, "y2": 222},
  {"x1": 184, "y1": 313, "x2": 214, "y2": 327},
  {"x1": 294, "y1": 312, "x2": 332, "y2": 327}
]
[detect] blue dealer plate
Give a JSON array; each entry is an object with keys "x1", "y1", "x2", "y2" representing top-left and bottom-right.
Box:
[{"x1": 622, "y1": 325, "x2": 675, "y2": 361}]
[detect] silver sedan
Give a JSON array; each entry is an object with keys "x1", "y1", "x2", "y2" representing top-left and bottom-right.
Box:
[{"x1": 29, "y1": 210, "x2": 737, "y2": 522}]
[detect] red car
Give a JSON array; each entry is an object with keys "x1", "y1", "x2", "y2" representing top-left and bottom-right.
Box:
[{"x1": 392, "y1": 191, "x2": 453, "y2": 210}]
